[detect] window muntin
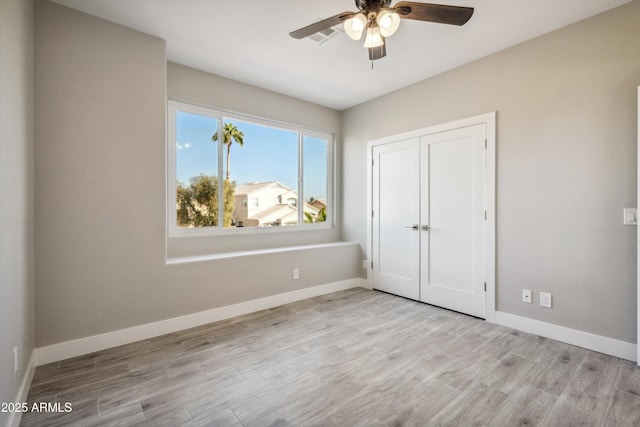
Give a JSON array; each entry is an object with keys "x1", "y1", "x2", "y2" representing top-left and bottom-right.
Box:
[
  {"x1": 168, "y1": 101, "x2": 333, "y2": 236},
  {"x1": 303, "y1": 135, "x2": 329, "y2": 224}
]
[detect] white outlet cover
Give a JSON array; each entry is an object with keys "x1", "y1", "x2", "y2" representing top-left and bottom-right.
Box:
[
  {"x1": 540, "y1": 292, "x2": 552, "y2": 308},
  {"x1": 522, "y1": 289, "x2": 532, "y2": 304},
  {"x1": 623, "y1": 208, "x2": 637, "y2": 225}
]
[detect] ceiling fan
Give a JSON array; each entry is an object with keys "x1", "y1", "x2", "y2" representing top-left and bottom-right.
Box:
[{"x1": 290, "y1": 0, "x2": 474, "y2": 61}]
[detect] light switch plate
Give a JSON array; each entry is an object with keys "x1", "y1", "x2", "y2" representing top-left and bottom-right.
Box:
[{"x1": 623, "y1": 208, "x2": 637, "y2": 225}]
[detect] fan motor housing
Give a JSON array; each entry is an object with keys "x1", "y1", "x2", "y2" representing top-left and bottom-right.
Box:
[{"x1": 355, "y1": 0, "x2": 392, "y2": 13}]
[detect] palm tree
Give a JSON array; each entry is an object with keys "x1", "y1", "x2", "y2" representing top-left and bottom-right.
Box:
[{"x1": 212, "y1": 123, "x2": 244, "y2": 181}]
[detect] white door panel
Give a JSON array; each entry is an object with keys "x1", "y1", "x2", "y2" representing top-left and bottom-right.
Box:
[
  {"x1": 372, "y1": 139, "x2": 420, "y2": 300},
  {"x1": 420, "y1": 125, "x2": 486, "y2": 317}
]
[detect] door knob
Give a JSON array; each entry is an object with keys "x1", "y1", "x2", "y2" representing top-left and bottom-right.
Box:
[
  {"x1": 421, "y1": 225, "x2": 430, "y2": 231},
  {"x1": 405, "y1": 224, "x2": 419, "y2": 230}
]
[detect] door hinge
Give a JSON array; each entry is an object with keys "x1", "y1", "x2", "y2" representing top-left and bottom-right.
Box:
[
  {"x1": 484, "y1": 139, "x2": 487, "y2": 149},
  {"x1": 484, "y1": 282, "x2": 487, "y2": 292},
  {"x1": 372, "y1": 210, "x2": 374, "y2": 218},
  {"x1": 484, "y1": 211, "x2": 487, "y2": 220},
  {"x1": 371, "y1": 261, "x2": 374, "y2": 269},
  {"x1": 372, "y1": 158, "x2": 375, "y2": 166}
]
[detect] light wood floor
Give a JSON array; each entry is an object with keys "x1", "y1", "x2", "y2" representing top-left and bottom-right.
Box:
[{"x1": 23, "y1": 288, "x2": 640, "y2": 426}]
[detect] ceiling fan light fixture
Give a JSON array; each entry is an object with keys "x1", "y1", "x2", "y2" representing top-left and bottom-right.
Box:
[
  {"x1": 289, "y1": 1, "x2": 475, "y2": 62},
  {"x1": 344, "y1": 13, "x2": 367, "y2": 40},
  {"x1": 363, "y1": 24, "x2": 384, "y2": 48},
  {"x1": 377, "y1": 10, "x2": 400, "y2": 37}
]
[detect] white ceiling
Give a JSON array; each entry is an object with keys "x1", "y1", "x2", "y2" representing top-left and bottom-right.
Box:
[{"x1": 53, "y1": 0, "x2": 631, "y2": 110}]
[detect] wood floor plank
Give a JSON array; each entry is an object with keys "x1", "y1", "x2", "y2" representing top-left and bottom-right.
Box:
[
  {"x1": 601, "y1": 389, "x2": 640, "y2": 426},
  {"x1": 20, "y1": 397, "x2": 99, "y2": 427},
  {"x1": 489, "y1": 385, "x2": 557, "y2": 427},
  {"x1": 31, "y1": 359, "x2": 96, "y2": 387},
  {"x1": 27, "y1": 363, "x2": 130, "y2": 399},
  {"x1": 277, "y1": 373, "x2": 366, "y2": 425},
  {"x1": 479, "y1": 353, "x2": 537, "y2": 393},
  {"x1": 435, "y1": 351, "x2": 499, "y2": 391},
  {"x1": 89, "y1": 402, "x2": 145, "y2": 427},
  {"x1": 230, "y1": 372, "x2": 319, "y2": 425},
  {"x1": 270, "y1": 345, "x2": 347, "y2": 380},
  {"x1": 475, "y1": 327, "x2": 526, "y2": 360},
  {"x1": 616, "y1": 360, "x2": 640, "y2": 397},
  {"x1": 244, "y1": 411, "x2": 293, "y2": 427},
  {"x1": 132, "y1": 367, "x2": 242, "y2": 420},
  {"x1": 186, "y1": 368, "x2": 286, "y2": 422},
  {"x1": 543, "y1": 398, "x2": 600, "y2": 427},
  {"x1": 510, "y1": 334, "x2": 556, "y2": 363},
  {"x1": 524, "y1": 356, "x2": 579, "y2": 397},
  {"x1": 322, "y1": 384, "x2": 403, "y2": 426},
  {"x1": 397, "y1": 350, "x2": 461, "y2": 384},
  {"x1": 546, "y1": 341, "x2": 588, "y2": 365},
  {"x1": 373, "y1": 379, "x2": 460, "y2": 427},
  {"x1": 21, "y1": 288, "x2": 640, "y2": 427},
  {"x1": 191, "y1": 408, "x2": 243, "y2": 427},
  {"x1": 428, "y1": 383, "x2": 509, "y2": 427},
  {"x1": 440, "y1": 331, "x2": 490, "y2": 356},
  {"x1": 560, "y1": 353, "x2": 620, "y2": 418}
]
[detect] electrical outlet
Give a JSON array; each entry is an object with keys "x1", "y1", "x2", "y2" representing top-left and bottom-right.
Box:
[
  {"x1": 540, "y1": 292, "x2": 552, "y2": 308},
  {"x1": 293, "y1": 268, "x2": 299, "y2": 280},
  {"x1": 522, "y1": 289, "x2": 532, "y2": 304},
  {"x1": 623, "y1": 208, "x2": 637, "y2": 225},
  {"x1": 13, "y1": 346, "x2": 18, "y2": 375}
]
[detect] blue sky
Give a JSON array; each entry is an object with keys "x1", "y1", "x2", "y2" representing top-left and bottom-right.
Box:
[{"x1": 175, "y1": 111, "x2": 327, "y2": 200}]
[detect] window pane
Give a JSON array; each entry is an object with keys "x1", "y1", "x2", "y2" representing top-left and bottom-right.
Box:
[
  {"x1": 303, "y1": 135, "x2": 328, "y2": 224},
  {"x1": 222, "y1": 118, "x2": 299, "y2": 228},
  {"x1": 175, "y1": 111, "x2": 219, "y2": 228}
]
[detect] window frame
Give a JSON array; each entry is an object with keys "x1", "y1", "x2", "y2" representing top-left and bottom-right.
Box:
[{"x1": 167, "y1": 100, "x2": 334, "y2": 237}]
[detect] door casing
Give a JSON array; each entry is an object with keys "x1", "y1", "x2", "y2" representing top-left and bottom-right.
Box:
[{"x1": 636, "y1": 87, "x2": 639, "y2": 366}]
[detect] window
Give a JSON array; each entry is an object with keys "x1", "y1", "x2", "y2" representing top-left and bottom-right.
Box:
[{"x1": 168, "y1": 101, "x2": 333, "y2": 236}]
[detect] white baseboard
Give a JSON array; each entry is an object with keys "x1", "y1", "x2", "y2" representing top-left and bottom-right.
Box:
[
  {"x1": 34, "y1": 278, "x2": 366, "y2": 366},
  {"x1": 494, "y1": 311, "x2": 637, "y2": 362},
  {"x1": 7, "y1": 350, "x2": 36, "y2": 427}
]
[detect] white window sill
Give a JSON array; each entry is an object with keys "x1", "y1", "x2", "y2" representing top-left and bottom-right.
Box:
[{"x1": 166, "y1": 241, "x2": 357, "y2": 265}]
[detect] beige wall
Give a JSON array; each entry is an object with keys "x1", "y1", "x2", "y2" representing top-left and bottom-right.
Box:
[
  {"x1": 343, "y1": 1, "x2": 640, "y2": 342},
  {"x1": 0, "y1": 0, "x2": 35, "y2": 419},
  {"x1": 34, "y1": 1, "x2": 359, "y2": 347}
]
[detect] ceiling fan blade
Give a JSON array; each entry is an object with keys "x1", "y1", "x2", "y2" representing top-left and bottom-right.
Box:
[
  {"x1": 394, "y1": 2, "x2": 474, "y2": 26},
  {"x1": 368, "y1": 40, "x2": 387, "y2": 61},
  {"x1": 289, "y1": 11, "x2": 355, "y2": 39}
]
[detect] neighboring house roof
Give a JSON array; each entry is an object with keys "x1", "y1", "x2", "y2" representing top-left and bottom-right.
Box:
[
  {"x1": 310, "y1": 199, "x2": 326, "y2": 210},
  {"x1": 233, "y1": 180, "x2": 322, "y2": 226},
  {"x1": 252, "y1": 204, "x2": 296, "y2": 224},
  {"x1": 244, "y1": 201, "x2": 319, "y2": 225},
  {"x1": 234, "y1": 181, "x2": 293, "y2": 196},
  {"x1": 303, "y1": 202, "x2": 320, "y2": 215}
]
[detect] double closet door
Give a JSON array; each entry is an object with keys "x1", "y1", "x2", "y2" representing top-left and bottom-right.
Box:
[{"x1": 371, "y1": 124, "x2": 487, "y2": 318}]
